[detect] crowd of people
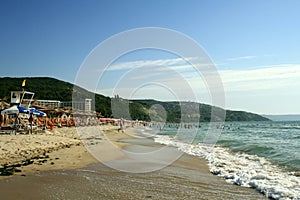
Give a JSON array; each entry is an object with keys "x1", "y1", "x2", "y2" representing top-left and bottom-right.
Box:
[
  {"x1": 0, "y1": 114, "x2": 99, "y2": 132},
  {"x1": 0, "y1": 112, "x2": 148, "y2": 134},
  {"x1": 0, "y1": 112, "x2": 204, "y2": 134}
]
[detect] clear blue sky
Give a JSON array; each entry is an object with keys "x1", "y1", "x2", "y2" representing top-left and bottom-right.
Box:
[{"x1": 1, "y1": 0, "x2": 300, "y2": 114}]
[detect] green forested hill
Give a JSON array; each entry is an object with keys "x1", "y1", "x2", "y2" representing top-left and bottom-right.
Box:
[
  {"x1": 132, "y1": 99, "x2": 269, "y2": 122},
  {"x1": 0, "y1": 77, "x2": 270, "y2": 122},
  {"x1": 0, "y1": 77, "x2": 112, "y2": 117},
  {"x1": 0, "y1": 77, "x2": 74, "y2": 101}
]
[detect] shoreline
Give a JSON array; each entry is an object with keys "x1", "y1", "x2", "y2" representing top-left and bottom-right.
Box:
[{"x1": 0, "y1": 125, "x2": 266, "y2": 199}]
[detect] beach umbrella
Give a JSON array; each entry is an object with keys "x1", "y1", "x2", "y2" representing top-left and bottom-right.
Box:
[
  {"x1": 17, "y1": 106, "x2": 47, "y2": 117},
  {"x1": 29, "y1": 107, "x2": 47, "y2": 117},
  {"x1": 17, "y1": 106, "x2": 30, "y2": 113}
]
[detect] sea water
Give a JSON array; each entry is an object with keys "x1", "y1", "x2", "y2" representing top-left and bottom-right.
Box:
[{"x1": 144, "y1": 121, "x2": 300, "y2": 200}]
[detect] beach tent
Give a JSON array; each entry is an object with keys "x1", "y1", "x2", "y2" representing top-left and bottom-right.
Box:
[
  {"x1": 1, "y1": 105, "x2": 46, "y2": 117},
  {"x1": 1, "y1": 105, "x2": 19, "y2": 115}
]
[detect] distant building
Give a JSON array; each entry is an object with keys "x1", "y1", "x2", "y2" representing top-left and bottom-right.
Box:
[
  {"x1": 37, "y1": 100, "x2": 61, "y2": 108},
  {"x1": 59, "y1": 101, "x2": 72, "y2": 108},
  {"x1": 84, "y1": 98, "x2": 92, "y2": 112},
  {"x1": 37, "y1": 98, "x2": 92, "y2": 112},
  {"x1": 61, "y1": 98, "x2": 92, "y2": 112}
]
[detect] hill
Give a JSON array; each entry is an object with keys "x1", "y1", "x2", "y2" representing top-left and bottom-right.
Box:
[
  {"x1": 132, "y1": 99, "x2": 269, "y2": 122},
  {"x1": 0, "y1": 77, "x2": 112, "y2": 117},
  {"x1": 0, "y1": 77, "x2": 270, "y2": 122}
]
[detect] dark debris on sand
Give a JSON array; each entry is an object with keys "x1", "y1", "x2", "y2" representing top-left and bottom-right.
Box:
[{"x1": 0, "y1": 154, "x2": 51, "y2": 176}]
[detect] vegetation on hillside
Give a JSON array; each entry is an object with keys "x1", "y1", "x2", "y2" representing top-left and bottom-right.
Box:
[{"x1": 0, "y1": 77, "x2": 270, "y2": 122}]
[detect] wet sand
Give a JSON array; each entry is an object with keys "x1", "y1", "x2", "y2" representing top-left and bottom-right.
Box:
[{"x1": 0, "y1": 126, "x2": 266, "y2": 199}]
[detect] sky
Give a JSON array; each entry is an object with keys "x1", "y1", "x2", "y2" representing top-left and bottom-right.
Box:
[{"x1": 1, "y1": 0, "x2": 300, "y2": 114}]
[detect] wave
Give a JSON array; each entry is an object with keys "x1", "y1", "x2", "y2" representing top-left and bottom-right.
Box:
[{"x1": 154, "y1": 135, "x2": 300, "y2": 200}]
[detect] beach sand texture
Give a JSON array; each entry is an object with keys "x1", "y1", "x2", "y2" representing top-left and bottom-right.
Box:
[{"x1": 0, "y1": 125, "x2": 266, "y2": 199}]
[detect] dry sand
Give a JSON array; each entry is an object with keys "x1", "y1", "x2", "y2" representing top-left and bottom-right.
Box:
[
  {"x1": 0, "y1": 128, "x2": 81, "y2": 166},
  {"x1": 0, "y1": 125, "x2": 266, "y2": 199},
  {"x1": 0, "y1": 125, "x2": 140, "y2": 177}
]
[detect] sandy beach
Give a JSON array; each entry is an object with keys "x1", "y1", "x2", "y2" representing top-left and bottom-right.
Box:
[
  {"x1": 0, "y1": 125, "x2": 266, "y2": 199},
  {"x1": 0, "y1": 127, "x2": 95, "y2": 177}
]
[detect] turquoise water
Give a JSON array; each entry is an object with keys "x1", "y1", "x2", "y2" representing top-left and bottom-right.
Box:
[
  {"x1": 218, "y1": 121, "x2": 300, "y2": 171},
  {"x1": 156, "y1": 121, "x2": 300, "y2": 171},
  {"x1": 149, "y1": 121, "x2": 300, "y2": 199}
]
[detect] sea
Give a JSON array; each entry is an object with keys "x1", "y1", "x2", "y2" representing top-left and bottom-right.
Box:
[{"x1": 142, "y1": 121, "x2": 300, "y2": 200}]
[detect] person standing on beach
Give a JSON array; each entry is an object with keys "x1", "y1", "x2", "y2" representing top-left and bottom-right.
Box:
[
  {"x1": 118, "y1": 118, "x2": 124, "y2": 132},
  {"x1": 29, "y1": 113, "x2": 33, "y2": 134}
]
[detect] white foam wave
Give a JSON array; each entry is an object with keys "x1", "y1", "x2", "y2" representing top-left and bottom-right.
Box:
[{"x1": 154, "y1": 135, "x2": 300, "y2": 200}]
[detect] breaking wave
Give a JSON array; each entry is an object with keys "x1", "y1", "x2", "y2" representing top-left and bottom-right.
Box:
[{"x1": 154, "y1": 135, "x2": 300, "y2": 200}]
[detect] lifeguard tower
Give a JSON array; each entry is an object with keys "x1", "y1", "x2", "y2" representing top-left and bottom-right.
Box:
[
  {"x1": 10, "y1": 90, "x2": 35, "y2": 108},
  {"x1": 1, "y1": 90, "x2": 42, "y2": 134},
  {"x1": 1, "y1": 79, "x2": 46, "y2": 134}
]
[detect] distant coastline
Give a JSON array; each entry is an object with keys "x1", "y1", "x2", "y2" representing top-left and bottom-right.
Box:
[{"x1": 263, "y1": 114, "x2": 300, "y2": 121}]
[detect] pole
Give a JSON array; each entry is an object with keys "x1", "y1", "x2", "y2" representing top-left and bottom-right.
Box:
[{"x1": 13, "y1": 114, "x2": 18, "y2": 135}]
